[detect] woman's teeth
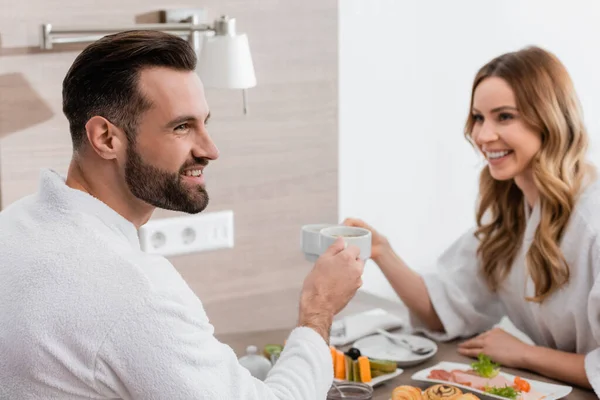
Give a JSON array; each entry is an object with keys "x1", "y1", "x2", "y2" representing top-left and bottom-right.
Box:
[
  {"x1": 184, "y1": 169, "x2": 203, "y2": 177},
  {"x1": 486, "y1": 150, "x2": 511, "y2": 160}
]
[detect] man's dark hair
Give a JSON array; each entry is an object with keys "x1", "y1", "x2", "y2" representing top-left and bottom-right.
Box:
[{"x1": 62, "y1": 30, "x2": 197, "y2": 150}]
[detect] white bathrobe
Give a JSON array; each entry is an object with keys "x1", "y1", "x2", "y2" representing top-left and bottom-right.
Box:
[
  {"x1": 410, "y1": 179, "x2": 600, "y2": 395},
  {"x1": 0, "y1": 169, "x2": 333, "y2": 400}
]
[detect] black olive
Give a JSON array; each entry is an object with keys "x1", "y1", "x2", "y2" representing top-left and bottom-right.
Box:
[{"x1": 345, "y1": 347, "x2": 361, "y2": 360}]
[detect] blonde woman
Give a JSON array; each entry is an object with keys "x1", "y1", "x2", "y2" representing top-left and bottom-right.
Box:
[{"x1": 345, "y1": 46, "x2": 600, "y2": 392}]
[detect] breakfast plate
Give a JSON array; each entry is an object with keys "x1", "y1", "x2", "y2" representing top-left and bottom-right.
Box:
[
  {"x1": 335, "y1": 367, "x2": 403, "y2": 387},
  {"x1": 412, "y1": 361, "x2": 572, "y2": 400},
  {"x1": 353, "y1": 333, "x2": 437, "y2": 367}
]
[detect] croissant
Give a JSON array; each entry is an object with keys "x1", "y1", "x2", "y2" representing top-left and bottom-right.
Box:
[
  {"x1": 391, "y1": 385, "x2": 423, "y2": 400},
  {"x1": 422, "y1": 384, "x2": 463, "y2": 400}
]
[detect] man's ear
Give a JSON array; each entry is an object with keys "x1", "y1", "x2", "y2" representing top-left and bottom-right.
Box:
[{"x1": 84, "y1": 116, "x2": 126, "y2": 160}]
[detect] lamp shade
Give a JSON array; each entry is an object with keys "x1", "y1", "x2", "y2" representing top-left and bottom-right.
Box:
[{"x1": 197, "y1": 33, "x2": 257, "y2": 89}]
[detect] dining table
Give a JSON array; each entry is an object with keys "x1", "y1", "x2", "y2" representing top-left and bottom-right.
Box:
[{"x1": 214, "y1": 290, "x2": 596, "y2": 400}]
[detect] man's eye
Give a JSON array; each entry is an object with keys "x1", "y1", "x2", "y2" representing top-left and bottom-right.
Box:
[{"x1": 175, "y1": 123, "x2": 189, "y2": 132}]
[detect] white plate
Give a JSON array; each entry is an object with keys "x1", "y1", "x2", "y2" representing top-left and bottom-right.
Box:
[
  {"x1": 335, "y1": 367, "x2": 403, "y2": 387},
  {"x1": 412, "y1": 361, "x2": 573, "y2": 400},
  {"x1": 352, "y1": 333, "x2": 437, "y2": 367}
]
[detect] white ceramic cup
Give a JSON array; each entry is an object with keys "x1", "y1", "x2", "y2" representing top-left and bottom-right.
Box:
[
  {"x1": 301, "y1": 223, "x2": 336, "y2": 262},
  {"x1": 319, "y1": 226, "x2": 372, "y2": 261}
]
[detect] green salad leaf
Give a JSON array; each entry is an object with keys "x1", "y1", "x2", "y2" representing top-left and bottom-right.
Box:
[
  {"x1": 484, "y1": 385, "x2": 520, "y2": 399},
  {"x1": 471, "y1": 353, "x2": 500, "y2": 378}
]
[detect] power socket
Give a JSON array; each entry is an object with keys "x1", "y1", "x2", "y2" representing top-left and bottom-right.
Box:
[{"x1": 138, "y1": 210, "x2": 234, "y2": 257}]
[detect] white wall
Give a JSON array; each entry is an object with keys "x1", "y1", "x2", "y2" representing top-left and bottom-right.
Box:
[{"x1": 339, "y1": 0, "x2": 600, "y2": 301}]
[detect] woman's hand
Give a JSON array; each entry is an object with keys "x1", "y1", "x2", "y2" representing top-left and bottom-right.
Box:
[
  {"x1": 342, "y1": 217, "x2": 445, "y2": 332},
  {"x1": 342, "y1": 218, "x2": 390, "y2": 261},
  {"x1": 458, "y1": 327, "x2": 533, "y2": 368}
]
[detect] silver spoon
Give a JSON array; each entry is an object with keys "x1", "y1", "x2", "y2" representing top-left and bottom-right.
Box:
[
  {"x1": 331, "y1": 382, "x2": 346, "y2": 398},
  {"x1": 376, "y1": 328, "x2": 434, "y2": 355}
]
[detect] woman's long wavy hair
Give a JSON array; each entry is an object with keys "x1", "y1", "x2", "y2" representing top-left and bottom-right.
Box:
[{"x1": 465, "y1": 46, "x2": 594, "y2": 302}]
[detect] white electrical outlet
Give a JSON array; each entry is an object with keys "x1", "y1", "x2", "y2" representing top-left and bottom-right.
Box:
[{"x1": 138, "y1": 210, "x2": 234, "y2": 257}]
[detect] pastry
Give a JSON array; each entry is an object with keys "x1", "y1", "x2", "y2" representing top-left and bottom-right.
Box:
[
  {"x1": 391, "y1": 385, "x2": 423, "y2": 400},
  {"x1": 455, "y1": 395, "x2": 480, "y2": 400},
  {"x1": 423, "y1": 384, "x2": 463, "y2": 400}
]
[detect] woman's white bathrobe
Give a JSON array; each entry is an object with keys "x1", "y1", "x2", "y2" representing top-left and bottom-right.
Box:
[
  {"x1": 0, "y1": 169, "x2": 332, "y2": 400},
  {"x1": 410, "y1": 179, "x2": 600, "y2": 394}
]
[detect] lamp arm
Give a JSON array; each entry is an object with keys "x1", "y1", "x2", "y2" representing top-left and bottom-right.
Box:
[{"x1": 40, "y1": 23, "x2": 215, "y2": 51}]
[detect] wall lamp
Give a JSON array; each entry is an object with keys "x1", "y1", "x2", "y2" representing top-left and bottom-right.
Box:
[{"x1": 40, "y1": 9, "x2": 257, "y2": 114}]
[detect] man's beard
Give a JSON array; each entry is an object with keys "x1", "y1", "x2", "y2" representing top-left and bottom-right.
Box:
[{"x1": 124, "y1": 142, "x2": 209, "y2": 214}]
